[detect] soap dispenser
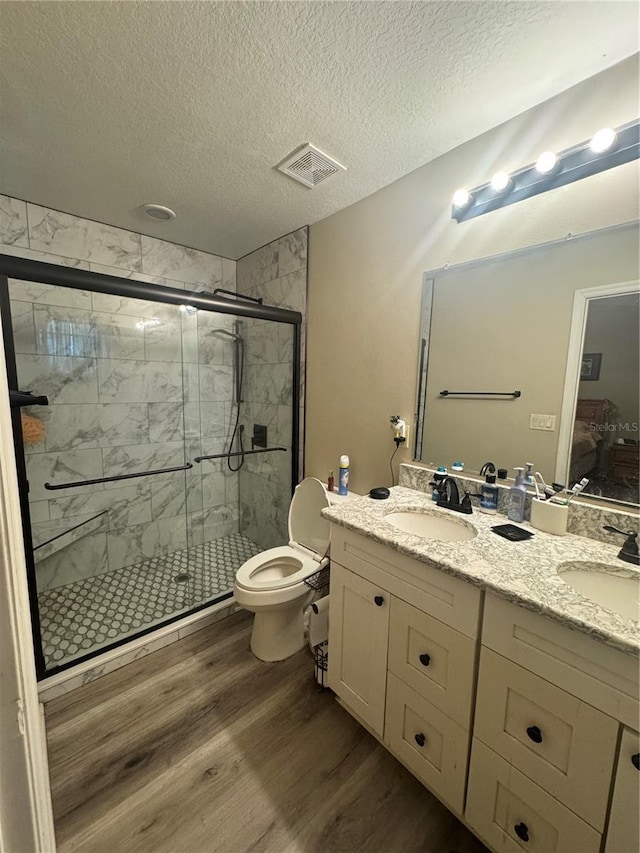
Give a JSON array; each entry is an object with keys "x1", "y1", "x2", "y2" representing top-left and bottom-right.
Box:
[
  {"x1": 480, "y1": 473, "x2": 499, "y2": 514},
  {"x1": 507, "y1": 467, "x2": 527, "y2": 523}
]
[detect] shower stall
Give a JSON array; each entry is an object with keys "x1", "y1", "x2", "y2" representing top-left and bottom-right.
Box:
[{"x1": 0, "y1": 255, "x2": 301, "y2": 679}]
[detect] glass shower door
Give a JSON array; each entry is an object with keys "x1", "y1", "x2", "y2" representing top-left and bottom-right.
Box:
[
  {"x1": 2, "y1": 277, "x2": 194, "y2": 672},
  {"x1": 181, "y1": 307, "x2": 260, "y2": 608},
  {"x1": 1, "y1": 263, "x2": 300, "y2": 678}
]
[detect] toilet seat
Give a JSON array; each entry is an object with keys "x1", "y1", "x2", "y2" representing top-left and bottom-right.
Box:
[
  {"x1": 235, "y1": 478, "x2": 331, "y2": 592},
  {"x1": 235, "y1": 545, "x2": 324, "y2": 591}
]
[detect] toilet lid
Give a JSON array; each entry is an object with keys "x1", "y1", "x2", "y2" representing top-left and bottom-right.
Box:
[{"x1": 288, "y1": 477, "x2": 331, "y2": 559}]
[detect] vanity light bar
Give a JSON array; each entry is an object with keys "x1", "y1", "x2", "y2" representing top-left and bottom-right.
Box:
[{"x1": 452, "y1": 119, "x2": 640, "y2": 223}]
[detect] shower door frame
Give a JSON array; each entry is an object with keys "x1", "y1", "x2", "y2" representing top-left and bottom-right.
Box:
[{"x1": 0, "y1": 253, "x2": 302, "y2": 680}]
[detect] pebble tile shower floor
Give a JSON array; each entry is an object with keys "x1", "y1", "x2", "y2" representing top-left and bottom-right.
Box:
[{"x1": 38, "y1": 533, "x2": 261, "y2": 668}]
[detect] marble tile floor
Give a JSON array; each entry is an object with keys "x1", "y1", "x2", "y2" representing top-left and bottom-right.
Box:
[{"x1": 38, "y1": 532, "x2": 260, "y2": 669}]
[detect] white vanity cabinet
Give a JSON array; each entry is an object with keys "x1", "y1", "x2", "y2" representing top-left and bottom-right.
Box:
[
  {"x1": 605, "y1": 726, "x2": 640, "y2": 853},
  {"x1": 328, "y1": 561, "x2": 389, "y2": 735},
  {"x1": 466, "y1": 593, "x2": 640, "y2": 852},
  {"x1": 327, "y1": 526, "x2": 482, "y2": 814},
  {"x1": 327, "y1": 519, "x2": 640, "y2": 853}
]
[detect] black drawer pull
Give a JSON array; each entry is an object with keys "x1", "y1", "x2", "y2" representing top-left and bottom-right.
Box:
[
  {"x1": 514, "y1": 822, "x2": 529, "y2": 842},
  {"x1": 414, "y1": 733, "x2": 426, "y2": 747},
  {"x1": 632, "y1": 753, "x2": 640, "y2": 771},
  {"x1": 419, "y1": 653, "x2": 431, "y2": 667},
  {"x1": 374, "y1": 595, "x2": 384, "y2": 607},
  {"x1": 526, "y1": 725, "x2": 543, "y2": 744}
]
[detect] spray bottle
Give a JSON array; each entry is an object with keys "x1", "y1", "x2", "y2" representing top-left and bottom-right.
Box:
[{"x1": 338, "y1": 455, "x2": 350, "y2": 496}]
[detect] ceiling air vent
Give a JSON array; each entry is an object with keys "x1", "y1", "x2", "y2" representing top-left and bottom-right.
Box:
[{"x1": 277, "y1": 143, "x2": 347, "y2": 188}]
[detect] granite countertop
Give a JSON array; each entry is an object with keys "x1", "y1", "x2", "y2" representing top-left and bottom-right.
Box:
[{"x1": 322, "y1": 486, "x2": 640, "y2": 657}]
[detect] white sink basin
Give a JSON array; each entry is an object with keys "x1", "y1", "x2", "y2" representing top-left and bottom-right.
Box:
[
  {"x1": 384, "y1": 510, "x2": 477, "y2": 542},
  {"x1": 557, "y1": 561, "x2": 640, "y2": 621}
]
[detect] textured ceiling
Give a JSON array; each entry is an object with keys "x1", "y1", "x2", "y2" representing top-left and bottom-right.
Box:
[{"x1": 0, "y1": 1, "x2": 638, "y2": 259}]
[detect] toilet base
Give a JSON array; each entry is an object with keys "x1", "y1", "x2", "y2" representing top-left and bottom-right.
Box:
[{"x1": 249, "y1": 602, "x2": 310, "y2": 662}]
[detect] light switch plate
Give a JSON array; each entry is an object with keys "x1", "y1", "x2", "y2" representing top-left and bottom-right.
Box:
[{"x1": 529, "y1": 414, "x2": 556, "y2": 431}]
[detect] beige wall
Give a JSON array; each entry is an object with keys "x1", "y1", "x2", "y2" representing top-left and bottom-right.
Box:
[{"x1": 306, "y1": 55, "x2": 640, "y2": 495}]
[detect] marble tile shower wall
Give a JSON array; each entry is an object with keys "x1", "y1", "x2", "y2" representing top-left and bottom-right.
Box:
[
  {"x1": 0, "y1": 194, "x2": 238, "y2": 589},
  {"x1": 236, "y1": 227, "x2": 307, "y2": 549}
]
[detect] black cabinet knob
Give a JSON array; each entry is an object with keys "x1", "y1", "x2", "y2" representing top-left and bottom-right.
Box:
[
  {"x1": 526, "y1": 725, "x2": 543, "y2": 744},
  {"x1": 632, "y1": 753, "x2": 640, "y2": 771},
  {"x1": 419, "y1": 653, "x2": 431, "y2": 667},
  {"x1": 514, "y1": 822, "x2": 529, "y2": 842},
  {"x1": 414, "y1": 733, "x2": 426, "y2": 747},
  {"x1": 374, "y1": 595, "x2": 384, "y2": 607}
]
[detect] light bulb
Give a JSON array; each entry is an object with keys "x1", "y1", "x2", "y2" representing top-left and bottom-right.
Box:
[
  {"x1": 535, "y1": 151, "x2": 559, "y2": 174},
  {"x1": 452, "y1": 188, "x2": 471, "y2": 208},
  {"x1": 590, "y1": 128, "x2": 617, "y2": 153},
  {"x1": 491, "y1": 171, "x2": 511, "y2": 193}
]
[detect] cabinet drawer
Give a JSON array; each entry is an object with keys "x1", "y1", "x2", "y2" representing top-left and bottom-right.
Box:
[
  {"x1": 466, "y1": 739, "x2": 601, "y2": 853},
  {"x1": 605, "y1": 727, "x2": 640, "y2": 853},
  {"x1": 330, "y1": 526, "x2": 481, "y2": 638},
  {"x1": 475, "y1": 648, "x2": 617, "y2": 830},
  {"x1": 388, "y1": 597, "x2": 476, "y2": 729},
  {"x1": 482, "y1": 593, "x2": 639, "y2": 728},
  {"x1": 384, "y1": 672, "x2": 469, "y2": 815}
]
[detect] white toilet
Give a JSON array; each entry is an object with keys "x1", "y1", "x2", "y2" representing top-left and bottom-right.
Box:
[{"x1": 234, "y1": 477, "x2": 332, "y2": 662}]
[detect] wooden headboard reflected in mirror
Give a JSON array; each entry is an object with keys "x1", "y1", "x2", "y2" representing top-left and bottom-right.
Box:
[{"x1": 414, "y1": 221, "x2": 640, "y2": 507}]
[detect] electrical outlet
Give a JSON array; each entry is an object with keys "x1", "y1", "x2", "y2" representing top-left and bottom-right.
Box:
[
  {"x1": 390, "y1": 415, "x2": 409, "y2": 448},
  {"x1": 529, "y1": 414, "x2": 556, "y2": 431}
]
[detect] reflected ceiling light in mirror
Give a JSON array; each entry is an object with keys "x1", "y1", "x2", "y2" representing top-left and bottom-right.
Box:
[
  {"x1": 590, "y1": 127, "x2": 617, "y2": 153},
  {"x1": 452, "y1": 119, "x2": 639, "y2": 223},
  {"x1": 452, "y1": 188, "x2": 472, "y2": 209},
  {"x1": 535, "y1": 151, "x2": 559, "y2": 175},
  {"x1": 491, "y1": 171, "x2": 512, "y2": 193}
]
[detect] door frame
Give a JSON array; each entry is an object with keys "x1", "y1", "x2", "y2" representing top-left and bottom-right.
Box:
[
  {"x1": 0, "y1": 329, "x2": 56, "y2": 851},
  {"x1": 555, "y1": 279, "x2": 639, "y2": 488}
]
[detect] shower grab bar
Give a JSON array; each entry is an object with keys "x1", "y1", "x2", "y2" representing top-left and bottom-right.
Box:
[
  {"x1": 44, "y1": 463, "x2": 194, "y2": 490},
  {"x1": 194, "y1": 447, "x2": 287, "y2": 463}
]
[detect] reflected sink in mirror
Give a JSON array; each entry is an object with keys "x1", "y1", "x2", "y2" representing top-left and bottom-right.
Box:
[
  {"x1": 384, "y1": 510, "x2": 477, "y2": 542},
  {"x1": 557, "y1": 561, "x2": 640, "y2": 621}
]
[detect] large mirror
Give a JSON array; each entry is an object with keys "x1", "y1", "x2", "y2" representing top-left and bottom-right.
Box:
[{"x1": 415, "y1": 221, "x2": 639, "y2": 507}]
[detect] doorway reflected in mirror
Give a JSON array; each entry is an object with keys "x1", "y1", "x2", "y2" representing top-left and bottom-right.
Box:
[{"x1": 570, "y1": 292, "x2": 639, "y2": 504}]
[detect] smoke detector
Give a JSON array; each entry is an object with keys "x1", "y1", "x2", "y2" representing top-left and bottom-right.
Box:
[{"x1": 277, "y1": 143, "x2": 347, "y2": 188}]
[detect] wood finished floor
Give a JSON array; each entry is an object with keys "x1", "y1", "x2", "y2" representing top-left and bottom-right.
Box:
[{"x1": 45, "y1": 611, "x2": 488, "y2": 853}]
